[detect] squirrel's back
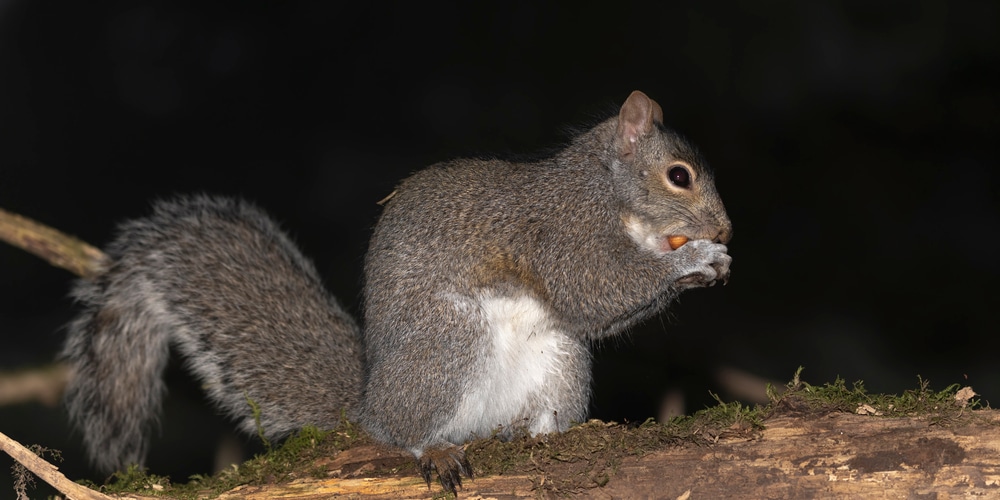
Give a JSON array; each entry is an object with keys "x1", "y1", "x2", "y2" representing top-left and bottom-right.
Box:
[
  {"x1": 358, "y1": 92, "x2": 731, "y2": 464},
  {"x1": 61, "y1": 195, "x2": 364, "y2": 473}
]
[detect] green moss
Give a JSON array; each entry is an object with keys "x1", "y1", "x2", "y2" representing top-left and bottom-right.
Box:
[
  {"x1": 465, "y1": 399, "x2": 767, "y2": 494},
  {"x1": 98, "y1": 464, "x2": 172, "y2": 496},
  {"x1": 193, "y1": 420, "x2": 362, "y2": 494},
  {"x1": 83, "y1": 370, "x2": 981, "y2": 498},
  {"x1": 111, "y1": 416, "x2": 366, "y2": 499},
  {"x1": 766, "y1": 366, "x2": 981, "y2": 423},
  {"x1": 466, "y1": 368, "x2": 980, "y2": 495},
  {"x1": 244, "y1": 393, "x2": 271, "y2": 451}
]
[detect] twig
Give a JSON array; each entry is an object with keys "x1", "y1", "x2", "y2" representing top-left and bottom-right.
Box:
[
  {"x1": 0, "y1": 363, "x2": 70, "y2": 407},
  {"x1": 0, "y1": 207, "x2": 106, "y2": 279},
  {"x1": 0, "y1": 430, "x2": 113, "y2": 500},
  {"x1": 375, "y1": 190, "x2": 397, "y2": 205}
]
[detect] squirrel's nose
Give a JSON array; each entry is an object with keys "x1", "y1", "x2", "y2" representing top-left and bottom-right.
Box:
[{"x1": 712, "y1": 217, "x2": 732, "y2": 245}]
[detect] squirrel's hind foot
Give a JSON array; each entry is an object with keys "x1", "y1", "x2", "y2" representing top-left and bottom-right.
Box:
[{"x1": 418, "y1": 444, "x2": 473, "y2": 495}]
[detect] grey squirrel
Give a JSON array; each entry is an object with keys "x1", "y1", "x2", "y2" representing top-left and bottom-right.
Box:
[{"x1": 60, "y1": 90, "x2": 731, "y2": 493}]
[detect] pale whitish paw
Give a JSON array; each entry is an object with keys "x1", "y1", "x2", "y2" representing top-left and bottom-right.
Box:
[{"x1": 676, "y1": 240, "x2": 731, "y2": 287}]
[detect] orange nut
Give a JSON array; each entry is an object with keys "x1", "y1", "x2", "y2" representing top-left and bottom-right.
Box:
[{"x1": 667, "y1": 235, "x2": 688, "y2": 250}]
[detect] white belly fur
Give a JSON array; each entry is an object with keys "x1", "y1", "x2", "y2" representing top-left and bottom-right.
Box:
[{"x1": 435, "y1": 293, "x2": 578, "y2": 445}]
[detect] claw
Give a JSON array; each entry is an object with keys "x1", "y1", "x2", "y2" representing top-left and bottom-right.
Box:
[
  {"x1": 417, "y1": 444, "x2": 473, "y2": 495},
  {"x1": 418, "y1": 458, "x2": 434, "y2": 486}
]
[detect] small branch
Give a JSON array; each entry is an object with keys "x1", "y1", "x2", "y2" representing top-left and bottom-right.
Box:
[
  {"x1": 0, "y1": 430, "x2": 113, "y2": 500},
  {"x1": 0, "y1": 207, "x2": 106, "y2": 279},
  {"x1": 0, "y1": 363, "x2": 70, "y2": 407}
]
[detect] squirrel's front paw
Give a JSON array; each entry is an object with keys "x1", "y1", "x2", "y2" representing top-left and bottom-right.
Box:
[{"x1": 673, "y1": 239, "x2": 731, "y2": 288}]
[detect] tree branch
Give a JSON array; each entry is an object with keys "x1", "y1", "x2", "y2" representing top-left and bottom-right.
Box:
[
  {"x1": 0, "y1": 430, "x2": 113, "y2": 500},
  {"x1": 0, "y1": 207, "x2": 106, "y2": 279}
]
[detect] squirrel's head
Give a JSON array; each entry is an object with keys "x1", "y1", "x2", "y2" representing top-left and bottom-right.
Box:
[{"x1": 611, "y1": 90, "x2": 732, "y2": 255}]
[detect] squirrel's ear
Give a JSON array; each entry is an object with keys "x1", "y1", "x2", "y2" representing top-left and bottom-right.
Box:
[{"x1": 616, "y1": 91, "x2": 664, "y2": 155}]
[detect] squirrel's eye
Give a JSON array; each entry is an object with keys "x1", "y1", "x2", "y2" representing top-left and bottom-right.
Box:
[{"x1": 667, "y1": 165, "x2": 691, "y2": 189}]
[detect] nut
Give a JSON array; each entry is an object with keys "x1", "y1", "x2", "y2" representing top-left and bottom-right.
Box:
[{"x1": 667, "y1": 235, "x2": 688, "y2": 250}]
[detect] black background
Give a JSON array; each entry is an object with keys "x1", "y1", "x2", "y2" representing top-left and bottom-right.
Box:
[{"x1": 1, "y1": 0, "x2": 997, "y2": 492}]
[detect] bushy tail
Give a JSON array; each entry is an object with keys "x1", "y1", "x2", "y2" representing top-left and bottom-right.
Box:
[
  {"x1": 57, "y1": 196, "x2": 365, "y2": 474},
  {"x1": 61, "y1": 272, "x2": 174, "y2": 473}
]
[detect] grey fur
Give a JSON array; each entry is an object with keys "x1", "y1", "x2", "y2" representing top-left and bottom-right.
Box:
[
  {"x1": 360, "y1": 91, "x2": 731, "y2": 454},
  {"x1": 61, "y1": 91, "x2": 731, "y2": 483},
  {"x1": 61, "y1": 196, "x2": 364, "y2": 473}
]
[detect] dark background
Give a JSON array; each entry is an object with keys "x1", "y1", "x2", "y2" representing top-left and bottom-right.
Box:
[{"x1": 1, "y1": 0, "x2": 997, "y2": 493}]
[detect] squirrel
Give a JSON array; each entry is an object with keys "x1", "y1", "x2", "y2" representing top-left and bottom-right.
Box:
[{"x1": 59, "y1": 90, "x2": 731, "y2": 493}]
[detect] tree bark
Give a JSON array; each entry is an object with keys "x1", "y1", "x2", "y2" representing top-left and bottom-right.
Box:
[{"x1": 105, "y1": 408, "x2": 1000, "y2": 499}]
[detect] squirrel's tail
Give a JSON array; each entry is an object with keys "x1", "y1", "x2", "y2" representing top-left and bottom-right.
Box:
[
  {"x1": 59, "y1": 196, "x2": 365, "y2": 473},
  {"x1": 61, "y1": 268, "x2": 174, "y2": 473}
]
